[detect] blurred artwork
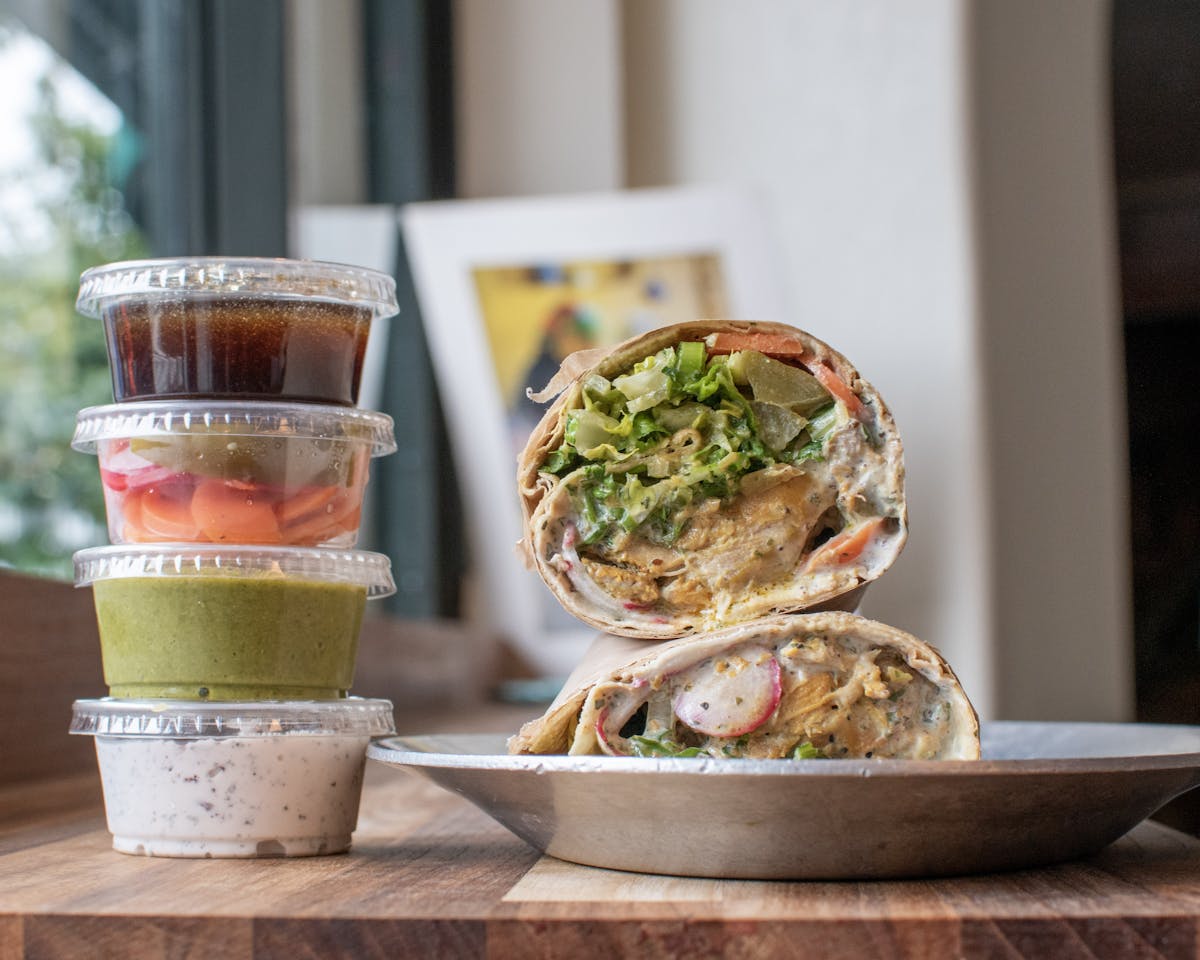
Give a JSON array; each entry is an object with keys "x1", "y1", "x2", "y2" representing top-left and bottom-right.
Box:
[
  {"x1": 402, "y1": 186, "x2": 784, "y2": 674},
  {"x1": 472, "y1": 255, "x2": 727, "y2": 459}
]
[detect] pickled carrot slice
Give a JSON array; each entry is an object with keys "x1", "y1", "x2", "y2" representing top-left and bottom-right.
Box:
[
  {"x1": 118, "y1": 488, "x2": 146, "y2": 540},
  {"x1": 191, "y1": 478, "x2": 282, "y2": 543},
  {"x1": 804, "y1": 517, "x2": 887, "y2": 572},
  {"x1": 281, "y1": 515, "x2": 338, "y2": 544},
  {"x1": 280, "y1": 490, "x2": 362, "y2": 544},
  {"x1": 336, "y1": 504, "x2": 362, "y2": 532},
  {"x1": 276, "y1": 485, "x2": 339, "y2": 525},
  {"x1": 279, "y1": 510, "x2": 338, "y2": 544},
  {"x1": 326, "y1": 490, "x2": 361, "y2": 525},
  {"x1": 120, "y1": 488, "x2": 191, "y2": 542},
  {"x1": 140, "y1": 485, "x2": 203, "y2": 540}
]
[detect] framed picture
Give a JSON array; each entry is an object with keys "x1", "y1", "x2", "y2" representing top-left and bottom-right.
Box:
[{"x1": 402, "y1": 185, "x2": 789, "y2": 676}]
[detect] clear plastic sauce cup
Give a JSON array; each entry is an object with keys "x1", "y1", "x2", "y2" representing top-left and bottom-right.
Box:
[
  {"x1": 73, "y1": 402, "x2": 396, "y2": 548},
  {"x1": 76, "y1": 257, "x2": 398, "y2": 405},
  {"x1": 74, "y1": 545, "x2": 396, "y2": 701},
  {"x1": 71, "y1": 698, "x2": 396, "y2": 857}
]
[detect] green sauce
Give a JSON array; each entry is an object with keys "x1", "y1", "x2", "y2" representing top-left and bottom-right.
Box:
[{"x1": 93, "y1": 575, "x2": 367, "y2": 700}]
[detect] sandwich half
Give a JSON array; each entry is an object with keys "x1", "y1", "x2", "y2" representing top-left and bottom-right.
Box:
[
  {"x1": 509, "y1": 612, "x2": 979, "y2": 761},
  {"x1": 519, "y1": 320, "x2": 906, "y2": 639}
]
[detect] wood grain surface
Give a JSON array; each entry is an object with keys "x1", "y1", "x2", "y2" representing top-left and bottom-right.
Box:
[
  {"x1": 2, "y1": 571, "x2": 1196, "y2": 957},
  {"x1": 3, "y1": 760, "x2": 1200, "y2": 960}
]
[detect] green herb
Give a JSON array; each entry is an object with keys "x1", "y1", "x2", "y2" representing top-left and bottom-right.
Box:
[
  {"x1": 791, "y1": 741, "x2": 825, "y2": 760},
  {"x1": 629, "y1": 732, "x2": 704, "y2": 758}
]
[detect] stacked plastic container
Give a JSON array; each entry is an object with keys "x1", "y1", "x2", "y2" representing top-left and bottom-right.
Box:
[{"x1": 67, "y1": 258, "x2": 401, "y2": 858}]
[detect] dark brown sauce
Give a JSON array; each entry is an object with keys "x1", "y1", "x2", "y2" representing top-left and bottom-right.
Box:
[{"x1": 103, "y1": 296, "x2": 371, "y2": 405}]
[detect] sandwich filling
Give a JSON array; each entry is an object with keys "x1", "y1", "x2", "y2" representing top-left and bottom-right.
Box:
[
  {"x1": 534, "y1": 332, "x2": 903, "y2": 628},
  {"x1": 566, "y1": 630, "x2": 962, "y2": 760}
]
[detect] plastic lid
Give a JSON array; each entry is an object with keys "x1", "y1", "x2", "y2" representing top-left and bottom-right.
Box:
[
  {"x1": 76, "y1": 257, "x2": 399, "y2": 320},
  {"x1": 70, "y1": 697, "x2": 396, "y2": 738},
  {"x1": 72, "y1": 400, "x2": 397, "y2": 457},
  {"x1": 73, "y1": 544, "x2": 396, "y2": 598}
]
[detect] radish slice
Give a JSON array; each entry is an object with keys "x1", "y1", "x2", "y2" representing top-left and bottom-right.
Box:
[
  {"x1": 120, "y1": 465, "x2": 181, "y2": 492},
  {"x1": 99, "y1": 445, "x2": 179, "y2": 492},
  {"x1": 594, "y1": 707, "x2": 616, "y2": 755},
  {"x1": 594, "y1": 706, "x2": 633, "y2": 757},
  {"x1": 592, "y1": 682, "x2": 652, "y2": 756},
  {"x1": 99, "y1": 468, "x2": 130, "y2": 492},
  {"x1": 673, "y1": 649, "x2": 782, "y2": 738}
]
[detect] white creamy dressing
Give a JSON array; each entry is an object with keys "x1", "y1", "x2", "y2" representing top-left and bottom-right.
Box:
[{"x1": 94, "y1": 733, "x2": 369, "y2": 857}]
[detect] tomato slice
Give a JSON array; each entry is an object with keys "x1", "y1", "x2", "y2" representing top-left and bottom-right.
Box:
[
  {"x1": 810, "y1": 362, "x2": 866, "y2": 420},
  {"x1": 704, "y1": 331, "x2": 810, "y2": 360},
  {"x1": 804, "y1": 517, "x2": 887, "y2": 572}
]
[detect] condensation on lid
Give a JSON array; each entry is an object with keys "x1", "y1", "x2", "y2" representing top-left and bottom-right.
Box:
[
  {"x1": 72, "y1": 544, "x2": 396, "y2": 598},
  {"x1": 72, "y1": 400, "x2": 397, "y2": 458},
  {"x1": 70, "y1": 697, "x2": 396, "y2": 738},
  {"x1": 76, "y1": 256, "x2": 399, "y2": 320}
]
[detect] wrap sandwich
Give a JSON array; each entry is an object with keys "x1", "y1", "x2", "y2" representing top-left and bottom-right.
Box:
[
  {"x1": 519, "y1": 320, "x2": 906, "y2": 639},
  {"x1": 509, "y1": 612, "x2": 979, "y2": 761}
]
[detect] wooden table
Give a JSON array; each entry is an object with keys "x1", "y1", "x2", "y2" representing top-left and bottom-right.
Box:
[
  {"x1": 4, "y1": 733, "x2": 1200, "y2": 960},
  {"x1": 7, "y1": 572, "x2": 1196, "y2": 956}
]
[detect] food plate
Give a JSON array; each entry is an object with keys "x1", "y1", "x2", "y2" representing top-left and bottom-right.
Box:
[{"x1": 368, "y1": 721, "x2": 1200, "y2": 879}]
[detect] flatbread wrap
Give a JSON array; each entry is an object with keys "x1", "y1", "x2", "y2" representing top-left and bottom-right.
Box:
[
  {"x1": 519, "y1": 320, "x2": 906, "y2": 639},
  {"x1": 509, "y1": 612, "x2": 979, "y2": 761}
]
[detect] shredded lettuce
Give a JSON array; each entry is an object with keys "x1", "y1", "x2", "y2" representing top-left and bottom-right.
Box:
[
  {"x1": 780, "y1": 402, "x2": 836, "y2": 465},
  {"x1": 541, "y1": 343, "x2": 837, "y2": 545},
  {"x1": 674, "y1": 339, "x2": 706, "y2": 379},
  {"x1": 806, "y1": 403, "x2": 838, "y2": 443}
]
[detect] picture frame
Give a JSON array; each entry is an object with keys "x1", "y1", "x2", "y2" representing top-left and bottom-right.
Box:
[{"x1": 401, "y1": 184, "x2": 789, "y2": 677}]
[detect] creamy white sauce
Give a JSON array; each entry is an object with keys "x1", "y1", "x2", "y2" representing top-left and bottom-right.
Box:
[{"x1": 94, "y1": 734, "x2": 369, "y2": 857}]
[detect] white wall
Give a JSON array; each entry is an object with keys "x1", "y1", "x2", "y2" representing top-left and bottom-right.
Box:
[
  {"x1": 452, "y1": 0, "x2": 1134, "y2": 720},
  {"x1": 455, "y1": 0, "x2": 623, "y2": 197},
  {"x1": 286, "y1": 0, "x2": 366, "y2": 205},
  {"x1": 970, "y1": 0, "x2": 1131, "y2": 720}
]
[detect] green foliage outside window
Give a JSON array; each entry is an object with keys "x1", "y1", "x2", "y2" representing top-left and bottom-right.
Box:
[{"x1": 0, "y1": 20, "x2": 147, "y2": 578}]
